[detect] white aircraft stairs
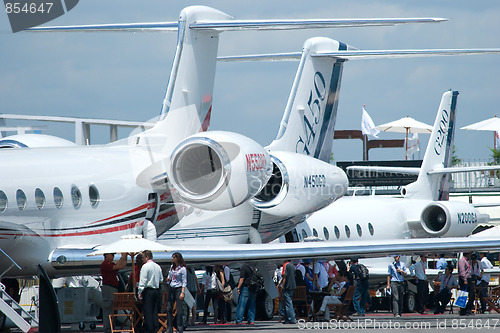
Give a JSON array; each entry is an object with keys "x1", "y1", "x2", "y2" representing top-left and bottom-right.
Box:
[{"x1": 0, "y1": 288, "x2": 38, "y2": 333}]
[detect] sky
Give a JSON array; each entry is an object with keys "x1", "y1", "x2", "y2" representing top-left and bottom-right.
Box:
[{"x1": 1, "y1": 0, "x2": 499, "y2": 162}]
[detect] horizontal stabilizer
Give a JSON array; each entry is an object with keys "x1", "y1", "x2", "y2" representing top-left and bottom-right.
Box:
[
  {"x1": 428, "y1": 165, "x2": 500, "y2": 175},
  {"x1": 347, "y1": 165, "x2": 420, "y2": 175},
  {"x1": 315, "y1": 48, "x2": 500, "y2": 59},
  {"x1": 26, "y1": 17, "x2": 446, "y2": 32},
  {"x1": 219, "y1": 48, "x2": 500, "y2": 62},
  {"x1": 347, "y1": 163, "x2": 500, "y2": 177},
  {"x1": 473, "y1": 203, "x2": 500, "y2": 208},
  {"x1": 190, "y1": 17, "x2": 447, "y2": 30},
  {"x1": 26, "y1": 22, "x2": 179, "y2": 32}
]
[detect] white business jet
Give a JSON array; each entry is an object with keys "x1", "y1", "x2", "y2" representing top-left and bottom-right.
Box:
[
  {"x1": 7, "y1": 5, "x2": 435, "y2": 278},
  {"x1": 3, "y1": 6, "x2": 500, "y2": 282},
  {"x1": 282, "y1": 90, "x2": 500, "y2": 296},
  {"x1": 288, "y1": 90, "x2": 498, "y2": 245}
]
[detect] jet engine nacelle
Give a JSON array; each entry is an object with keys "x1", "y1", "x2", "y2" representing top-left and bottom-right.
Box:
[
  {"x1": 250, "y1": 151, "x2": 348, "y2": 217},
  {"x1": 169, "y1": 131, "x2": 272, "y2": 210},
  {"x1": 420, "y1": 201, "x2": 487, "y2": 237}
]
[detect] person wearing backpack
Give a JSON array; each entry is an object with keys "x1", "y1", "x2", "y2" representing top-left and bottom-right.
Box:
[
  {"x1": 235, "y1": 263, "x2": 257, "y2": 325},
  {"x1": 349, "y1": 257, "x2": 369, "y2": 317}
]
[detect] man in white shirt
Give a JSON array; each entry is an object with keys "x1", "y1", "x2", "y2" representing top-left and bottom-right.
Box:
[
  {"x1": 436, "y1": 255, "x2": 447, "y2": 270},
  {"x1": 313, "y1": 260, "x2": 329, "y2": 291},
  {"x1": 138, "y1": 250, "x2": 163, "y2": 333},
  {"x1": 479, "y1": 253, "x2": 494, "y2": 313}
]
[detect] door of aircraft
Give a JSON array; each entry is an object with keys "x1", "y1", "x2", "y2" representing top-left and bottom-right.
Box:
[
  {"x1": 145, "y1": 193, "x2": 158, "y2": 222},
  {"x1": 284, "y1": 229, "x2": 299, "y2": 243}
]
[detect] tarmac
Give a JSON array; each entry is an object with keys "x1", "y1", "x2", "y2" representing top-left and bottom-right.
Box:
[{"x1": 55, "y1": 311, "x2": 500, "y2": 333}]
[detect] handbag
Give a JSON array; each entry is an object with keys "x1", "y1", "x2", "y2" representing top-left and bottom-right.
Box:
[
  {"x1": 222, "y1": 285, "x2": 233, "y2": 302},
  {"x1": 455, "y1": 288, "x2": 468, "y2": 308}
]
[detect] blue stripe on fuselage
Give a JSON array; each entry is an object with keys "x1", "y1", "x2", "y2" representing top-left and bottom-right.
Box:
[{"x1": 312, "y1": 42, "x2": 347, "y2": 159}]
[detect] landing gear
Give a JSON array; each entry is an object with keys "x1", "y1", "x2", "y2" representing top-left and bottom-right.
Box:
[
  {"x1": 404, "y1": 291, "x2": 416, "y2": 313},
  {"x1": 256, "y1": 291, "x2": 274, "y2": 320}
]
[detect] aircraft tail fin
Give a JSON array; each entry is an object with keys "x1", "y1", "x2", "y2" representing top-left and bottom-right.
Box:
[
  {"x1": 267, "y1": 38, "x2": 355, "y2": 162},
  {"x1": 26, "y1": 7, "x2": 451, "y2": 152},
  {"x1": 403, "y1": 90, "x2": 459, "y2": 200}
]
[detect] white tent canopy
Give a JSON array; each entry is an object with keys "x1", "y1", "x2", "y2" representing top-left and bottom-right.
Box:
[
  {"x1": 461, "y1": 116, "x2": 500, "y2": 149},
  {"x1": 375, "y1": 116, "x2": 433, "y2": 159},
  {"x1": 375, "y1": 116, "x2": 433, "y2": 134}
]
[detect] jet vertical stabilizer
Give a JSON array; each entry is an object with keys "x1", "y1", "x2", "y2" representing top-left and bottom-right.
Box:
[
  {"x1": 402, "y1": 90, "x2": 458, "y2": 200},
  {"x1": 267, "y1": 38, "x2": 354, "y2": 163}
]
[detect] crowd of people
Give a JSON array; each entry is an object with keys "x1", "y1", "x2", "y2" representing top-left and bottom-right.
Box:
[
  {"x1": 99, "y1": 251, "x2": 497, "y2": 332},
  {"x1": 100, "y1": 251, "x2": 245, "y2": 332},
  {"x1": 389, "y1": 252, "x2": 495, "y2": 317}
]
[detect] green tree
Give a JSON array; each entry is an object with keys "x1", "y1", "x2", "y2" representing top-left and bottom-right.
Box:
[
  {"x1": 490, "y1": 147, "x2": 500, "y2": 164},
  {"x1": 451, "y1": 146, "x2": 461, "y2": 166}
]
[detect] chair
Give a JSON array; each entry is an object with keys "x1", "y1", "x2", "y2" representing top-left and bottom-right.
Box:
[
  {"x1": 110, "y1": 292, "x2": 141, "y2": 333},
  {"x1": 157, "y1": 292, "x2": 169, "y2": 333},
  {"x1": 327, "y1": 285, "x2": 355, "y2": 322},
  {"x1": 292, "y1": 286, "x2": 311, "y2": 321},
  {"x1": 478, "y1": 286, "x2": 500, "y2": 314}
]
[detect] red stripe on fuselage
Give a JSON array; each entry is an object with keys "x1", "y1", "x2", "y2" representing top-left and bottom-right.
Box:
[
  {"x1": 90, "y1": 204, "x2": 148, "y2": 224},
  {"x1": 0, "y1": 220, "x2": 143, "y2": 238},
  {"x1": 156, "y1": 209, "x2": 177, "y2": 221},
  {"x1": 200, "y1": 106, "x2": 212, "y2": 132},
  {"x1": 43, "y1": 221, "x2": 141, "y2": 237}
]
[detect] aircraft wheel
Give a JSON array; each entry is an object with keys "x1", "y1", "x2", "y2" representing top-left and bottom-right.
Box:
[
  {"x1": 404, "y1": 291, "x2": 416, "y2": 313},
  {"x1": 90, "y1": 322, "x2": 96, "y2": 330},
  {"x1": 78, "y1": 322, "x2": 85, "y2": 330},
  {"x1": 256, "y1": 291, "x2": 274, "y2": 320}
]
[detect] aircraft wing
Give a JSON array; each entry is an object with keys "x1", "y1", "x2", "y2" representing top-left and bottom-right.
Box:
[
  {"x1": 50, "y1": 236, "x2": 500, "y2": 275},
  {"x1": 219, "y1": 49, "x2": 500, "y2": 62},
  {"x1": 155, "y1": 237, "x2": 500, "y2": 264}
]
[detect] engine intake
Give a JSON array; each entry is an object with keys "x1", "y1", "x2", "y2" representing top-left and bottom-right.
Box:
[
  {"x1": 420, "y1": 201, "x2": 484, "y2": 237},
  {"x1": 250, "y1": 151, "x2": 348, "y2": 217},
  {"x1": 170, "y1": 131, "x2": 272, "y2": 210}
]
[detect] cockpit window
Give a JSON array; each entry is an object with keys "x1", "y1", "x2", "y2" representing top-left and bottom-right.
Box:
[
  {"x1": 35, "y1": 188, "x2": 45, "y2": 209},
  {"x1": 312, "y1": 228, "x2": 318, "y2": 237},
  {"x1": 16, "y1": 189, "x2": 26, "y2": 210},
  {"x1": 89, "y1": 185, "x2": 100, "y2": 208},
  {"x1": 54, "y1": 187, "x2": 63, "y2": 209},
  {"x1": 0, "y1": 191, "x2": 7, "y2": 212},
  {"x1": 71, "y1": 185, "x2": 82, "y2": 209}
]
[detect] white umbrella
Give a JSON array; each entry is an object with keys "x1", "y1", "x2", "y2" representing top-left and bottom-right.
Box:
[
  {"x1": 88, "y1": 235, "x2": 169, "y2": 294},
  {"x1": 375, "y1": 116, "x2": 433, "y2": 160},
  {"x1": 461, "y1": 116, "x2": 500, "y2": 149}
]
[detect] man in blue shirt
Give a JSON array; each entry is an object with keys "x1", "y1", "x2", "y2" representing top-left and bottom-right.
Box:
[
  {"x1": 436, "y1": 255, "x2": 447, "y2": 270},
  {"x1": 387, "y1": 255, "x2": 408, "y2": 317}
]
